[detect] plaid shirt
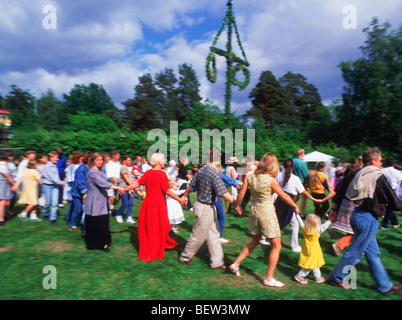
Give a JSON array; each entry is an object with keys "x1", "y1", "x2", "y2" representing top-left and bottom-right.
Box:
[{"x1": 189, "y1": 165, "x2": 227, "y2": 205}]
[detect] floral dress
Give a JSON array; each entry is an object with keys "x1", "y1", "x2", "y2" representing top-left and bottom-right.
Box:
[{"x1": 246, "y1": 171, "x2": 281, "y2": 239}]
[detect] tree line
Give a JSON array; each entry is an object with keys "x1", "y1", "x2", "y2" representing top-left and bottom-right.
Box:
[{"x1": 0, "y1": 18, "x2": 400, "y2": 162}]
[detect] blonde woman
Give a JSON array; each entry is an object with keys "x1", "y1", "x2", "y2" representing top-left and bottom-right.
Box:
[
  {"x1": 123, "y1": 153, "x2": 187, "y2": 261},
  {"x1": 231, "y1": 153, "x2": 299, "y2": 287}
]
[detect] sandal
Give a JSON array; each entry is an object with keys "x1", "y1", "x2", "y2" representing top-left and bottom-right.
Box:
[
  {"x1": 229, "y1": 263, "x2": 241, "y2": 276},
  {"x1": 263, "y1": 279, "x2": 285, "y2": 287}
]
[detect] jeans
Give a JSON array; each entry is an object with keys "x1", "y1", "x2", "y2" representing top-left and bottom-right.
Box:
[
  {"x1": 65, "y1": 201, "x2": 73, "y2": 222},
  {"x1": 70, "y1": 196, "x2": 83, "y2": 227},
  {"x1": 329, "y1": 208, "x2": 393, "y2": 293},
  {"x1": 215, "y1": 197, "x2": 225, "y2": 238},
  {"x1": 116, "y1": 192, "x2": 134, "y2": 219},
  {"x1": 42, "y1": 184, "x2": 59, "y2": 221}
]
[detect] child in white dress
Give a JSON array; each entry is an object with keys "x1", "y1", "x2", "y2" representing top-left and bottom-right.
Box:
[{"x1": 166, "y1": 180, "x2": 185, "y2": 233}]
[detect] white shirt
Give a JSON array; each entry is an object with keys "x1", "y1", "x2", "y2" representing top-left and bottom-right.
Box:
[
  {"x1": 105, "y1": 160, "x2": 121, "y2": 179},
  {"x1": 16, "y1": 159, "x2": 28, "y2": 180},
  {"x1": 141, "y1": 163, "x2": 151, "y2": 173},
  {"x1": 276, "y1": 172, "x2": 305, "y2": 196},
  {"x1": 381, "y1": 167, "x2": 402, "y2": 192}
]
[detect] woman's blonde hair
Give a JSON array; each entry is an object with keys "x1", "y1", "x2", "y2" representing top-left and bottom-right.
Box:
[
  {"x1": 169, "y1": 180, "x2": 179, "y2": 189},
  {"x1": 254, "y1": 153, "x2": 280, "y2": 177},
  {"x1": 304, "y1": 214, "x2": 321, "y2": 233},
  {"x1": 150, "y1": 152, "x2": 165, "y2": 167}
]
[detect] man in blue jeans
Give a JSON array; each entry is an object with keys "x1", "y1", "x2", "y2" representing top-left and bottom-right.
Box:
[
  {"x1": 327, "y1": 148, "x2": 401, "y2": 295},
  {"x1": 41, "y1": 152, "x2": 65, "y2": 225}
]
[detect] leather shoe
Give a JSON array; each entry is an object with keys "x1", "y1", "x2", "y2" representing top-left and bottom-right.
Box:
[
  {"x1": 179, "y1": 259, "x2": 193, "y2": 266},
  {"x1": 326, "y1": 278, "x2": 348, "y2": 289},
  {"x1": 383, "y1": 285, "x2": 401, "y2": 296},
  {"x1": 212, "y1": 264, "x2": 227, "y2": 270}
]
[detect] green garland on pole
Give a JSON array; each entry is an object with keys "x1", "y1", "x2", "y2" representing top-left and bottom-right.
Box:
[{"x1": 205, "y1": 0, "x2": 250, "y2": 121}]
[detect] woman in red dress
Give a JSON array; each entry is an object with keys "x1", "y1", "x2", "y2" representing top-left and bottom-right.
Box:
[{"x1": 123, "y1": 153, "x2": 187, "y2": 261}]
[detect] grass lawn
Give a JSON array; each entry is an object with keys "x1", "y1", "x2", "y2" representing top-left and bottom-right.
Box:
[{"x1": 0, "y1": 193, "x2": 401, "y2": 301}]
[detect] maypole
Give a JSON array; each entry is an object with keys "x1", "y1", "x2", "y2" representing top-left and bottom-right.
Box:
[{"x1": 206, "y1": 0, "x2": 250, "y2": 122}]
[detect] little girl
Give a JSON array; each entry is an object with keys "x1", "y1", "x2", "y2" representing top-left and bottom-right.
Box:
[
  {"x1": 294, "y1": 213, "x2": 335, "y2": 284},
  {"x1": 166, "y1": 180, "x2": 185, "y2": 233},
  {"x1": 13, "y1": 160, "x2": 43, "y2": 221}
]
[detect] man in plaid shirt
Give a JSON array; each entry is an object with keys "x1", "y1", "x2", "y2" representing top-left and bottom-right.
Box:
[{"x1": 179, "y1": 149, "x2": 242, "y2": 269}]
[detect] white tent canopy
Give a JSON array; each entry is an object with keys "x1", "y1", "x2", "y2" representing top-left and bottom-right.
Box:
[{"x1": 302, "y1": 151, "x2": 336, "y2": 164}]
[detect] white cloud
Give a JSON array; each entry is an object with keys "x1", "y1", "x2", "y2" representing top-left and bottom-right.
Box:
[{"x1": 0, "y1": 0, "x2": 401, "y2": 116}]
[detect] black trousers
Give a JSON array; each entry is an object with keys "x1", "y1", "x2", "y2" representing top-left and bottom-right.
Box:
[{"x1": 311, "y1": 193, "x2": 329, "y2": 218}]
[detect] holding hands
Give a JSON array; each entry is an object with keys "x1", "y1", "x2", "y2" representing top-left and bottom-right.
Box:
[
  {"x1": 179, "y1": 197, "x2": 188, "y2": 206},
  {"x1": 328, "y1": 209, "x2": 338, "y2": 222}
]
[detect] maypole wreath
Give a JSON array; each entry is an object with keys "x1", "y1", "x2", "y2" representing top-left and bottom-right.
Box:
[{"x1": 205, "y1": 0, "x2": 250, "y2": 120}]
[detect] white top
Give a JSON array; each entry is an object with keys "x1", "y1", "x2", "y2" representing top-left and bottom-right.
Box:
[
  {"x1": 105, "y1": 160, "x2": 121, "y2": 179},
  {"x1": 276, "y1": 172, "x2": 305, "y2": 196},
  {"x1": 141, "y1": 163, "x2": 151, "y2": 173},
  {"x1": 381, "y1": 167, "x2": 402, "y2": 192},
  {"x1": 16, "y1": 159, "x2": 28, "y2": 180},
  {"x1": 66, "y1": 163, "x2": 80, "y2": 183},
  {"x1": 225, "y1": 165, "x2": 238, "y2": 179},
  {"x1": 167, "y1": 166, "x2": 178, "y2": 180}
]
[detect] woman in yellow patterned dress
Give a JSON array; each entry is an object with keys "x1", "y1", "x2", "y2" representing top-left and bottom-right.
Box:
[{"x1": 231, "y1": 153, "x2": 300, "y2": 287}]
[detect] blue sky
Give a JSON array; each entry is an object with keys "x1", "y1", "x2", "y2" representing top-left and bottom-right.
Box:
[{"x1": 0, "y1": 0, "x2": 401, "y2": 116}]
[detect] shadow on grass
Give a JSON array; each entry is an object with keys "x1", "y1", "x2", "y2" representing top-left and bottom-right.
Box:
[{"x1": 123, "y1": 225, "x2": 213, "y2": 266}]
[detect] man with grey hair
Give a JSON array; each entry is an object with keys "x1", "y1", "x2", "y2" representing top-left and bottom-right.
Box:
[
  {"x1": 328, "y1": 147, "x2": 401, "y2": 296},
  {"x1": 179, "y1": 149, "x2": 242, "y2": 269}
]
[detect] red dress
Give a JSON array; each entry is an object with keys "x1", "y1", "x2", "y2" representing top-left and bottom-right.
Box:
[{"x1": 137, "y1": 169, "x2": 178, "y2": 261}]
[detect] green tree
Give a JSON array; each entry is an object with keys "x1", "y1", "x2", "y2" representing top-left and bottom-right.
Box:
[
  {"x1": 177, "y1": 63, "x2": 202, "y2": 117},
  {"x1": 63, "y1": 83, "x2": 118, "y2": 116},
  {"x1": 336, "y1": 18, "x2": 402, "y2": 153},
  {"x1": 155, "y1": 68, "x2": 180, "y2": 125},
  {"x1": 5, "y1": 85, "x2": 35, "y2": 128},
  {"x1": 37, "y1": 89, "x2": 67, "y2": 130},
  {"x1": 246, "y1": 71, "x2": 293, "y2": 129},
  {"x1": 66, "y1": 111, "x2": 118, "y2": 133},
  {"x1": 122, "y1": 74, "x2": 164, "y2": 131},
  {"x1": 279, "y1": 71, "x2": 324, "y2": 130}
]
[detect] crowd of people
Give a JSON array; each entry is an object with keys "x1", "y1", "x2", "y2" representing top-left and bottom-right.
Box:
[{"x1": 0, "y1": 146, "x2": 401, "y2": 296}]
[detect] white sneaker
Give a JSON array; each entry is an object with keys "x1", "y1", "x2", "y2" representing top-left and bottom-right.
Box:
[
  {"x1": 294, "y1": 274, "x2": 308, "y2": 284},
  {"x1": 18, "y1": 213, "x2": 28, "y2": 221},
  {"x1": 260, "y1": 238, "x2": 270, "y2": 246},
  {"x1": 189, "y1": 208, "x2": 193, "y2": 212},
  {"x1": 29, "y1": 217, "x2": 43, "y2": 222},
  {"x1": 172, "y1": 227, "x2": 179, "y2": 233},
  {"x1": 292, "y1": 246, "x2": 302, "y2": 253},
  {"x1": 125, "y1": 216, "x2": 136, "y2": 224},
  {"x1": 220, "y1": 238, "x2": 229, "y2": 243},
  {"x1": 115, "y1": 216, "x2": 123, "y2": 223}
]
